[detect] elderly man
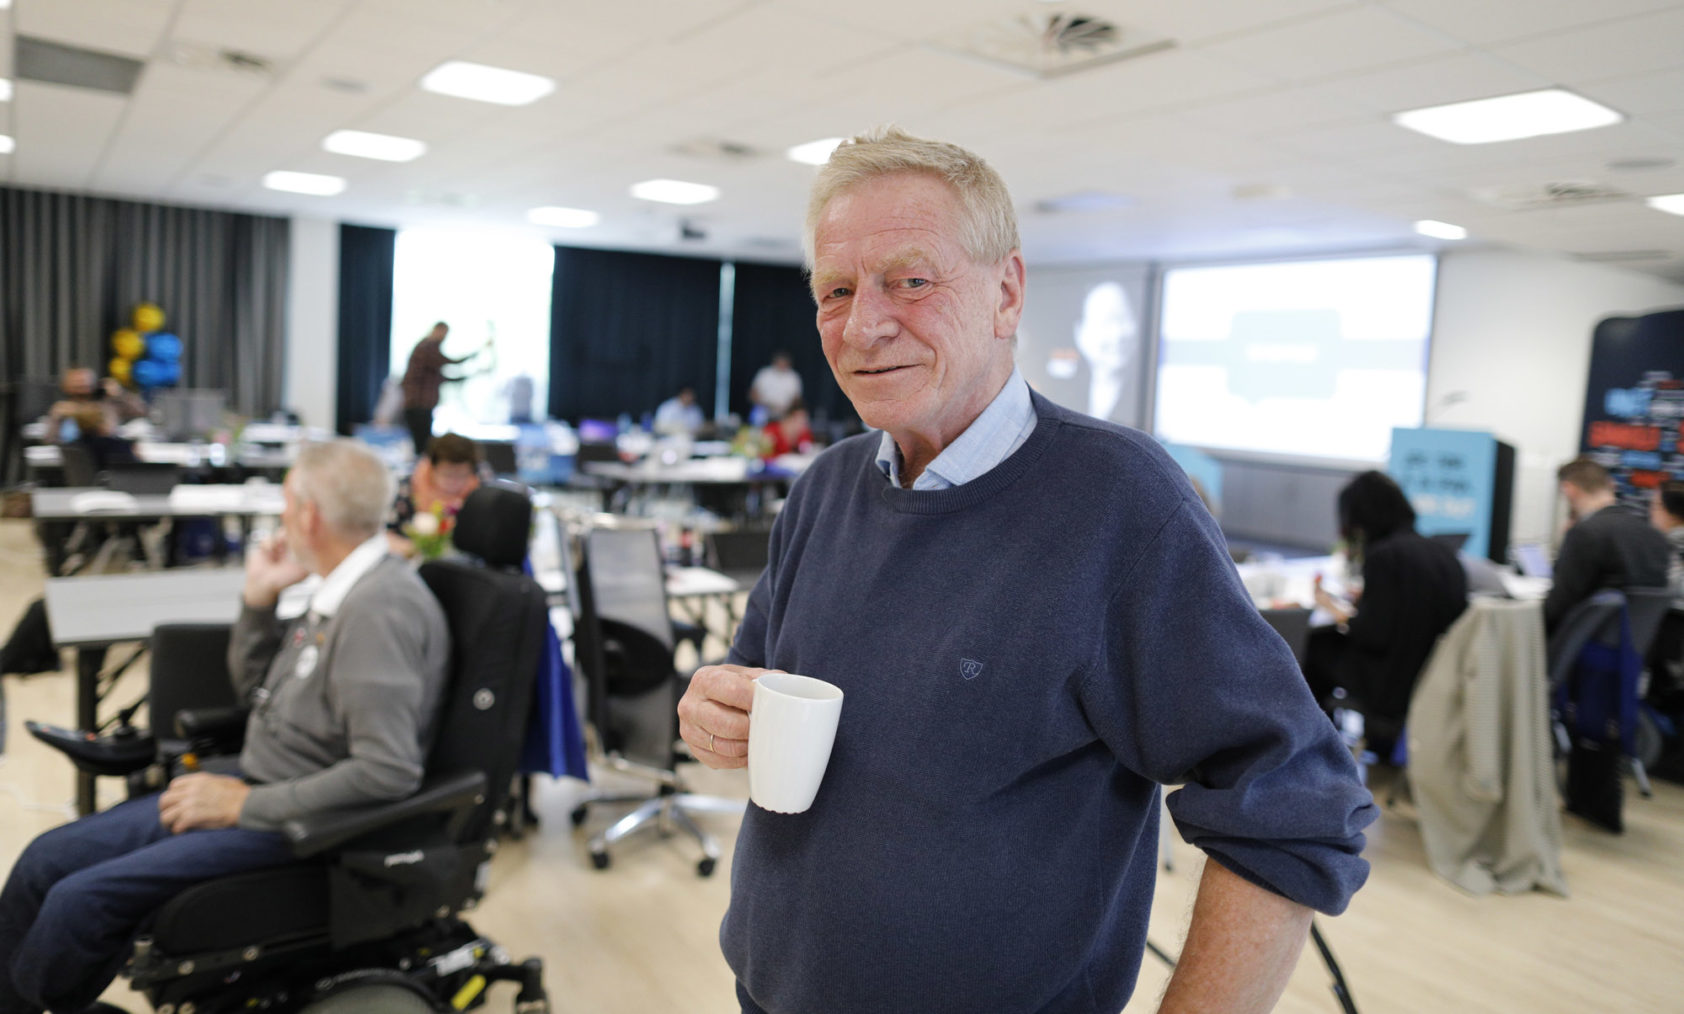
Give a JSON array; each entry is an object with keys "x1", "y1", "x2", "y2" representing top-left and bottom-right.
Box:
[
  {"x1": 41, "y1": 366, "x2": 146, "y2": 444},
  {"x1": 0, "y1": 439, "x2": 450, "y2": 1014},
  {"x1": 678, "y1": 128, "x2": 1376, "y2": 1014}
]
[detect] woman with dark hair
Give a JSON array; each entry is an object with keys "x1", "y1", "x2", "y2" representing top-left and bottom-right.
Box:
[{"x1": 1304, "y1": 470, "x2": 1468, "y2": 748}]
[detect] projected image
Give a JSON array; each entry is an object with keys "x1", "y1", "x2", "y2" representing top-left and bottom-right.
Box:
[
  {"x1": 1153, "y1": 254, "x2": 1436, "y2": 462},
  {"x1": 1018, "y1": 265, "x2": 1151, "y2": 426}
]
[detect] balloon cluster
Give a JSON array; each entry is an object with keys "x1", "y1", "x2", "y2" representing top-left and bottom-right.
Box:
[{"x1": 109, "y1": 303, "x2": 183, "y2": 391}]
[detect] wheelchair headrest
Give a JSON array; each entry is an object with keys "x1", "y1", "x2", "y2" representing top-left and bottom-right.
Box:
[{"x1": 453, "y1": 483, "x2": 532, "y2": 568}]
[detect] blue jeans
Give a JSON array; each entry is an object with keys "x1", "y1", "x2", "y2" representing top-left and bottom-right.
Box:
[{"x1": 0, "y1": 793, "x2": 292, "y2": 1013}]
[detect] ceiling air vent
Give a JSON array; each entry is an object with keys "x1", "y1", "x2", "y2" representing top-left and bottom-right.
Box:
[
  {"x1": 671, "y1": 137, "x2": 760, "y2": 161},
  {"x1": 165, "y1": 42, "x2": 278, "y2": 78},
  {"x1": 1469, "y1": 180, "x2": 1630, "y2": 211},
  {"x1": 16, "y1": 36, "x2": 144, "y2": 95},
  {"x1": 934, "y1": 12, "x2": 1174, "y2": 79}
]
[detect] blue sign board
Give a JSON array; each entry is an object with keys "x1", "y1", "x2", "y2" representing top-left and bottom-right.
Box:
[{"x1": 1388, "y1": 427, "x2": 1499, "y2": 560}]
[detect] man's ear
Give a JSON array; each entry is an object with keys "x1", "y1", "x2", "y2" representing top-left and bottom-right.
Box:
[{"x1": 994, "y1": 250, "x2": 1026, "y2": 341}]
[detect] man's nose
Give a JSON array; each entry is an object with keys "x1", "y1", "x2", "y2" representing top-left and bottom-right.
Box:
[{"x1": 842, "y1": 285, "x2": 897, "y2": 348}]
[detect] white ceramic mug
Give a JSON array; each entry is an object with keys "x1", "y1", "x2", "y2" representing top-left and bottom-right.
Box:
[{"x1": 748, "y1": 673, "x2": 844, "y2": 814}]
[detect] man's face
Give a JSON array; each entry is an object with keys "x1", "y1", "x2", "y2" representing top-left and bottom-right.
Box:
[
  {"x1": 810, "y1": 173, "x2": 1024, "y2": 446},
  {"x1": 280, "y1": 473, "x2": 319, "y2": 573},
  {"x1": 430, "y1": 324, "x2": 449, "y2": 342},
  {"x1": 433, "y1": 461, "x2": 476, "y2": 500},
  {"x1": 63, "y1": 369, "x2": 96, "y2": 399}
]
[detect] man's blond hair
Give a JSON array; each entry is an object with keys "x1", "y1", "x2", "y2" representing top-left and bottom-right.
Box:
[
  {"x1": 803, "y1": 126, "x2": 1019, "y2": 267},
  {"x1": 290, "y1": 439, "x2": 394, "y2": 539}
]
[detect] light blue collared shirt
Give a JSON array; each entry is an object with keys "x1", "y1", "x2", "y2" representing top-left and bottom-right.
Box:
[{"x1": 875, "y1": 367, "x2": 1037, "y2": 490}]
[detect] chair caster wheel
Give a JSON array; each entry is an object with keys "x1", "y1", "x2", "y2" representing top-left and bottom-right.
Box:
[
  {"x1": 697, "y1": 857, "x2": 716, "y2": 877},
  {"x1": 590, "y1": 849, "x2": 610, "y2": 870},
  {"x1": 569, "y1": 805, "x2": 588, "y2": 827}
]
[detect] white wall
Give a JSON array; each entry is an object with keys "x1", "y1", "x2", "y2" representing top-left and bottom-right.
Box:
[
  {"x1": 284, "y1": 217, "x2": 339, "y2": 431},
  {"x1": 1425, "y1": 249, "x2": 1684, "y2": 543}
]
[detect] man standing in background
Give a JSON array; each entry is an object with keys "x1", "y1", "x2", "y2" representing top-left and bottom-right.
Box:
[{"x1": 400, "y1": 322, "x2": 485, "y2": 454}]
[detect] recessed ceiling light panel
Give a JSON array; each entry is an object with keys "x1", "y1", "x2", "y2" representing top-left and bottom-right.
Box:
[
  {"x1": 1414, "y1": 219, "x2": 1467, "y2": 240},
  {"x1": 1394, "y1": 88, "x2": 1622, "y2": 145},
  {"x1": 528, "y1": 206, "x2": 600, "y2": 228},
  {"x1": 263, "y1": 170, "x2": 346, "y2": 196},
  {"x1": 323, "y1": 129, "x2": 426, "y2": 162},
  {"x1": 0, "y1": 135, "x2": 13, "y2": 155},
  {"x1": 1647, "y1": 193, "x2": 1684, "y2": 217},
  {"x1": 420, "y1": 61, "x2": 554, "y2": 106},
  {"x1": 630, "y1": 179, "x2": 720, "y2": 205},
  {"x1": 786, "y1": 137, "x2": 843, "y2": 166},
  {"x1": 0, "y1": 79, "x2": 11, "y2": 102}
]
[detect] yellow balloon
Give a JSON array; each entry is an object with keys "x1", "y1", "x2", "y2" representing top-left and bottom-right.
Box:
[
  {"x1": 112, "y1": 328, "x2": 145, "y2": 360},
  {"x1": 132, "y1": 303, "x2": 165, "y2": 332},
  {"x1": 108, "y1": 357, "x2": 132, "y2": 384}
]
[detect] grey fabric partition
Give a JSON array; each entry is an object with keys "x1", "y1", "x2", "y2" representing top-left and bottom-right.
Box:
[{"x1": 0, "y1": 185, "x2": 290, "y2": 418}]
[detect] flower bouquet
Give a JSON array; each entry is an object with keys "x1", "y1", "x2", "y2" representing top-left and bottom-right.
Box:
[{"x1": 405, "y1": 504, "x2": 456, "y2": 560}]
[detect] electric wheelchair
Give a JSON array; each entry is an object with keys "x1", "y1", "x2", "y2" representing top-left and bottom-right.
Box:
[{"x1": 27, "y1": 484, "x2": 553, "y2": 1013}]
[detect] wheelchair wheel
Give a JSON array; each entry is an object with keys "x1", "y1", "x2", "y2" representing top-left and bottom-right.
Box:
[{"x1": 299, "y1": 982, "x2": 443, "y2": 1013}]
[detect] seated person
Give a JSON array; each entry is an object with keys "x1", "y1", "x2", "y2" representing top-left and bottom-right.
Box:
[
  {"x1": 761, "y1": 400, "x2": 814, "y2": 459},
  {"x1": 62, "y1": 403, "x2": 139, "y2": 471},
  {"x1": 0, "y1": 439, "x2": 451, "y2": 1014},
  {"x1": 1545, "y1": 457, "x2": 1669, "y2": 633},
  {"x1": 41, "y1": 367, "x2": 146, "y2": 444},
  {"x1": 386, "y1": 433, "x2": 483, "y2": 557},
  {"x1": 653, "y1": 386, "x2": 705, "y2": 436},
  {"x1": 1305, "y1": 471, "x2": 1467, "y2": 746}
]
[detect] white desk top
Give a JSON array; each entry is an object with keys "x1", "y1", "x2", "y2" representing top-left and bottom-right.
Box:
[
  {"x1": 43, "y1": 568, "x2": 311, "y2": 647},
  {"x1": 31, "y1": 484, "x2": 285, "y2": 520}
]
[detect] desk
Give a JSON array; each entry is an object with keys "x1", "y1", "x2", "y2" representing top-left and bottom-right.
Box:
[
  {"x1": 44, "y1": 569, "x2": 246, "y2": 814},
  {"x1": 31, "y1": 485, "x2": 285, "y2": 521},
  {"x1": 42, "y1": 568, "x2": 311, "y2": 814},
  {"x1": 584, "y1": 458, "x2": 799, "y2": 520}
]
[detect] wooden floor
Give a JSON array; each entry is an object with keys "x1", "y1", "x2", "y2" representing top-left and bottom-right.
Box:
[{"x1": 1, "y1": 517, "x2": 1680, "y2": 1014}]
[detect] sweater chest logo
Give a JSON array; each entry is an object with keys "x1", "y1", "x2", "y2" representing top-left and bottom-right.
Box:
[{"x1": 960, "y1": 658, "x2": 985, "y2": 681}]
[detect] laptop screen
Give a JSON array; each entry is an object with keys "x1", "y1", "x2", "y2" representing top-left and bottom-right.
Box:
[{"x1": 1511, "y1": 542, "x2": 1553, "y2": 580}]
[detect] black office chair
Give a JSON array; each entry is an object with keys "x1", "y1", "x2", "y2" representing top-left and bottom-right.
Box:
[
  {"x1": 35, "y1": 485, "x2": 554, "y2": 1012},
  {"x1": 703, "y1": 527, "x2": 771, "y2": 589},
  {"x1": 479, "y1": 440, "x2": 519, "y2": 477},
  {"x1": 1258, "y1": 606, "x2": 1312, "y2": 666},
  {"x1": 1548, "y1": 587, "x2": 1673, "y2": 809},
  {"x1": 101, "y1": 462, "x2": 183, "y2": 495},
  {"x1": 569, "y1": 524, "x2": 744, "y2": 876}
]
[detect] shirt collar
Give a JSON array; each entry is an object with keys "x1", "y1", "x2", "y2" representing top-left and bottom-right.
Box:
[
  {"x1": 307, "y1": 534, "x2": 391, "y2": 618},
  {"x1": 875, "y1": 367, "x2": 1036, "y2": 491}
]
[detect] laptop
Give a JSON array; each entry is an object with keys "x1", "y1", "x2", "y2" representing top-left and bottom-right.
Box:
[{"x1": 1510, "y1": 541, "x2": 1553, "y2": 580}]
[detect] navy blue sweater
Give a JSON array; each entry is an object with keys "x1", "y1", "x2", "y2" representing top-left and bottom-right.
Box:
[{"x1": 724, "y1": 394, "x2": 1376, "y2": 1014}]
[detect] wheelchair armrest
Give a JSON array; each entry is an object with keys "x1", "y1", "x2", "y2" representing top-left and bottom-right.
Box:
[
  {"x1": 24, "y1": 720, "x2": 157, "y2": 778},
  {"x1": 174, "y1": 705, "x2": 250, "y2": 741},
  {"x1": 281, "y1": 769, "x2": 489, "y2": 859}
]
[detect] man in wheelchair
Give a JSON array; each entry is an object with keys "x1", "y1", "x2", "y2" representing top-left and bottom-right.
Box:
[{"x1": 0, "y1": 440, "x2": 452, "y2": 1013}]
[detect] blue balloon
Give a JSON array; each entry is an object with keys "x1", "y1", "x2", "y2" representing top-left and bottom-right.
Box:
[
  {"x1": 146, "y1": 333, "x2": 182, "y2": 361},
  {"x1": 132, "y1": 359, "x2": 165, "y2": 388},
  {"x1": 160, "y1": 362, "x2": 182, "y2": 386}
]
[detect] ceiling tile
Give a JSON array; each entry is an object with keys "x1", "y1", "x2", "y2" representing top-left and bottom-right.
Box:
[
  {"x1": 14, "y1": 0, "x2": 175, "y2": 60},
  {"x1": 1378, "y1": 0, "x2": 1682, "y2": 46},
  {"x1": 1192, "y1": 6, "x2": 1461, "y2": 84},
  {"x1": 1491, "y1": 8, "x2": 1684, "y2": 84}
]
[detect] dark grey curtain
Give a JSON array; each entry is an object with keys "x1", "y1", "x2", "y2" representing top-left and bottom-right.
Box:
[
  {"x1": 335, "y1": 224, "x2": 396, "y2": 434},
  {"x1": 728, "y1": 261, "x2": 853, "y2": 425},
  {"x1": 548, "y1": 246, "x2": 722, "y2": 422},
  {"x1": 0, "y1": 185, "x2": 289, "y2": 417}
]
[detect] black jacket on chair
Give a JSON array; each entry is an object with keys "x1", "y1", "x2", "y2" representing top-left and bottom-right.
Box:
[{"x1": 1340, "y1": 530, "x2": 1468, "y2": 726}]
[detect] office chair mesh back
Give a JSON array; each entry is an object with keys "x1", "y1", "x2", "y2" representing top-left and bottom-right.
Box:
[{"x1": 578, "y1": 527, "x2": 683, "y2": 768}]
